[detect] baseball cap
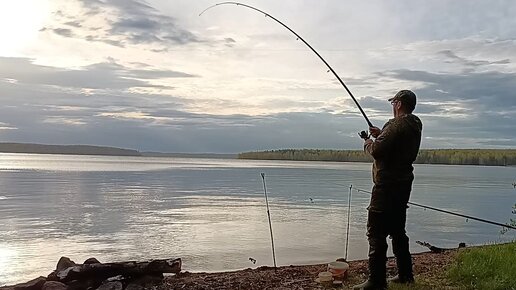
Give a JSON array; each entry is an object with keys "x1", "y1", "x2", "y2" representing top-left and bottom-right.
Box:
[{"x1": 388, "y1": 90, "x2": 417, "y2": 109}]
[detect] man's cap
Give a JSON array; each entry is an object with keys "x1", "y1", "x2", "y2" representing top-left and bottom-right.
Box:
[{"x1": 388, "y1": 90, "x2": 416, "y2": 109}]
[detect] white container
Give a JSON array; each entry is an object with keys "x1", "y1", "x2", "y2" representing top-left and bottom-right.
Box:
[
  {"x1": 328, "y1": 261, "x2": 349, "y2": 280},
  {"x1": 318, "y1": 271, "x2": 333, "y2": 282}
]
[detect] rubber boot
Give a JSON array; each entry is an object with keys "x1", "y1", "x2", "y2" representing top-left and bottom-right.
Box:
[
  {"x1": 387, "y1": 252, "x2": 414, "y2": 283},
  {"x1": 391, "y1": 233, "x2": 414, "y2": 284},
  {"x1": 352, "y1": 279, "x2": 387, "y2": 290},
  {"x1": 388, "y1": 274, "x2": 415, "y2": 284},
  {"x1": 353, "y1": 258, "x2": 387, "y2": 290}
]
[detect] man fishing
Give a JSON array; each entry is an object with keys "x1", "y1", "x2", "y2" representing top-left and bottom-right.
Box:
[{"x1": 354, "y1": 90, "x2": 423, "y2": 290}]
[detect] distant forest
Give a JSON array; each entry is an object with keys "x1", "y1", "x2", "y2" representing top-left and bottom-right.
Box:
[
  {"x1": 0, "y1": 143, "x2": 141, "y2": 156},
  {"x1": 0, "y1": 143, "x2": 236, "y2": 158},
  {"x1": 238, "y1": 149, "x2": 516, "y2": 166}
]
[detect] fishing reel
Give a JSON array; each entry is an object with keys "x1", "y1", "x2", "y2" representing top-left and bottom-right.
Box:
[{"x1": 358, "y1": 130, "x2": 370, "y2": 140}]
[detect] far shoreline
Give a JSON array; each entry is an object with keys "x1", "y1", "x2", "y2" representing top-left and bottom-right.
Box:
[{"x1": 1, "y1": 142, "x2": 516, "y2": 166}]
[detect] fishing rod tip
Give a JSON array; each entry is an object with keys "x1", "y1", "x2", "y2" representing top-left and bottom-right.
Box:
[{"x1": 199, "y1": 3, "x2": 222, "y2": 16}]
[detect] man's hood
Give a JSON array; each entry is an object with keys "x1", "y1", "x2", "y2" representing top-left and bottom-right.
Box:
[{"x1": 402, "y1": 114, "x2": 422, "y2": 133}]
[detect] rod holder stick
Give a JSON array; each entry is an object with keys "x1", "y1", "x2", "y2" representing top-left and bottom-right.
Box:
[
  {"x1": 261, "y1": 173, "x2": 277, "y2": 268},
  {"x1": 345, "y1": 184, "x2": 353, "y2": 261}
]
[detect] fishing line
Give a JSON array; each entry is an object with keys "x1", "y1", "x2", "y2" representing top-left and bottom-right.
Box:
[
  {"x1": 200, "y1": 2, "x2": 374, "y2": 128},
  {"x1": 260, "y1": 172, "x2": 277, "y2": 267},
  {"x1": 350, "y1": 185, "x2": 516, "y2": 231}
]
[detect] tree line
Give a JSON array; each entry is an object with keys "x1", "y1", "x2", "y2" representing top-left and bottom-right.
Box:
[
  {"x1": 0, "y1": 142, "x2": 141, "y2": 156},
  {"x1": 238, "y1": 149, "x2": 516, "y2": 166}
]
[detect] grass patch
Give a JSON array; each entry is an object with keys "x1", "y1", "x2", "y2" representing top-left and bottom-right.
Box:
[{"x1": 447, "y1": 242, "x2": 516, "y2": 290}]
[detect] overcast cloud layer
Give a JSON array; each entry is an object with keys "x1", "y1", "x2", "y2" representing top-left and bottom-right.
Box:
[{"x1": 1, "y1": 0, "x2": 515, "y2": 152}]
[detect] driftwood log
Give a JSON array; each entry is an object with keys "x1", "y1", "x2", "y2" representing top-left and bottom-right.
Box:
[
  {"x1": 416, "y1": 241, "x2": 466, "y2": 253},
  {"x1": 55, "y1": 258, "x2": 181, "y2": 282}
]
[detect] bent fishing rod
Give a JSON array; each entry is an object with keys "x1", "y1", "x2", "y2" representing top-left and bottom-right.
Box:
[
  {"x1": 200, "y1": 2, "x2": 374, "y2": 128},
  {"x1": 350, "y1": 186, "x2": 516, "y2": 231}
]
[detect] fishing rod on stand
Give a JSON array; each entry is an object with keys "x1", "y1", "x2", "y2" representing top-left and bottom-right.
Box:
[
  {"x1": 348, "y1": 185, "x2": 516, "y2": 231},
  {"x1": 261, "y1": 173, "x2": 277, "y2": 268},
  {"x1": 343, "y1": 185, "x2": 353, "y2": 262}
]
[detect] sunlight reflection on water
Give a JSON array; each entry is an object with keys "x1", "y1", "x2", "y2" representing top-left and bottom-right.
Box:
[{"x1": 0, "y1": 154, "x2": 515, "y2": 285}]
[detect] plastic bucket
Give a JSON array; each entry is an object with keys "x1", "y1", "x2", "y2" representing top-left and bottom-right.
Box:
[
  {"x1": 318, "y1": 271, "x2": 333, "y2": 281},
  {"x1": 316, "y1": 271, "x2": 333, "y2": 287},
  {"x1": 328, "y1": 261, "x2": 349, "y2": 280}
]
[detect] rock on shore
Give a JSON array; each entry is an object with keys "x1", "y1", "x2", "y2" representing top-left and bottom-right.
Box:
[{"x1": 1, "y1": 257, "x2": 181, "y2": 290}]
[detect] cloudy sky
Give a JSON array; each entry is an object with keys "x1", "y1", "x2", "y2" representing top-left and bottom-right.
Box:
[{"x1": 1, "y1": 0, "x2": 515, "y2": 153}]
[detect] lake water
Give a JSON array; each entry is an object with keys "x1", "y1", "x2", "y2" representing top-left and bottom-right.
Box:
[{"x1": 0, "y1": 153, "x2": 515, "y2": 285}]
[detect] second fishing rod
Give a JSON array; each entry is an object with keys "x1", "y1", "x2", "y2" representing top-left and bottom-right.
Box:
[{"x1": 338, "y1": 184, "x2": 516, "y2": 231}]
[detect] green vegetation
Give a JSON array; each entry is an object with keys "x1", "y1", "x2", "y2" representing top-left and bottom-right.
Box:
[
  {"x1": 446, "y1": 242, "x2": 516, "y2": 290},
  {"x1": 239, "y1": 149, "x2": 372, "y2": 162},
  {"x1": 417, "y1": 149, "x2": 516, "y2": 166},
  {"x1": 238, "y1": 149, "x2": 516, "y2": 166},
  {"x1": 388, "y1": 242, "x2": 516, "y2": 290}
]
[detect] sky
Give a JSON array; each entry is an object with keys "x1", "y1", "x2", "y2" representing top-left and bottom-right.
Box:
[{"x1": 1, "y1": 0, "x2": 515, "y2": 153}]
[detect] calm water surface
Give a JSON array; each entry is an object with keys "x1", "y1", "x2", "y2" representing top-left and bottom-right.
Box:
[{"x1": 0, "y1": 153, "x2": 515, "y2": 285}]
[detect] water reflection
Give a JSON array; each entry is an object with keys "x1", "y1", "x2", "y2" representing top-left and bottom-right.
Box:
[{"x1": 0, "y1": 154, "x2": 515, "y2": 285}]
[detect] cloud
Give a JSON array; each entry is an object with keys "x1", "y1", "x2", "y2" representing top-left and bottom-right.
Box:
[
  {"x1": 43, "y1": 117, "x2": 87, "y2": 126},
  {"x1": 4, "y1": 1, "x2": 516, "y2": 152},
  {"x1": 224, "y1": 37, "x2": 236, "y2": 47},
  {"x1": 44, "y1": 0, "x2": 202, "y2": 48},
  {"x1": 126, "y1": 68, "x2": 195, "y2": 79},
  {"x1": 385, "y1": 69, "x2": 516, "y2": 110},
  {"x1": 384, "y1": 1, "x2": 516, "y2": 41},
  {"x1": 0, "y1": 57, "x2": 195, "y2": 90},
  {"x1": 64, "y1": 21, "x2": 82, "y2": 28},
  {"x1": 85, "y1": 35, "x2": 125, "y2": 48},
  {"x1": 2, "y1": 62, "x2": 515, "y2": 152},
  {"x1": 438, "y1": 50, "x2": 510, "y2": 70},
  {"x1": 52, "y1": 28, "x2": 73, "y2": 37},
  {"x1": 0, "y1": 56, "x2": 207, "y2": 151},
  {"x1": 380, "y1": 68, "x2": 516, "y2": 147},
  {"x1": 86, "y1": 111, "x2": 365, "y2": 153},
  {"x1": 0, "y1": 67, "x2": 366, "y2": 153}
]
